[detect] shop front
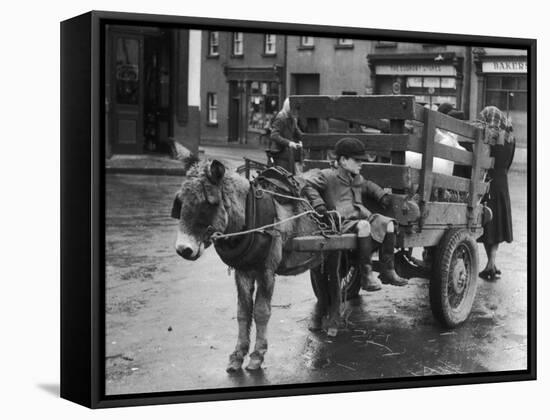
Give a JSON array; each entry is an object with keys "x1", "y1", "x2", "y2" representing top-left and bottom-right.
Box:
[
  {"x1": 368, "y1": 53, "x2": 464, "y2": 111},
  {"x1": 473, "y1": 52, "x2": 527, "y2": 146},
  {"x1": 224, "y1": 66, "x2": 284, "y2": 144},
  {"x1": 105, "y1": 25, "x2": 200, "y2": 156}
]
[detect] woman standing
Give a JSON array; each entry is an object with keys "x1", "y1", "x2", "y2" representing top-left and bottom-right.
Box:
[
  {"x1": 477, "y1": 106, "x2": 516, "y2": 281},
  {"x1": 268, "y1": 98, "x2": 303, "y2": 173}
]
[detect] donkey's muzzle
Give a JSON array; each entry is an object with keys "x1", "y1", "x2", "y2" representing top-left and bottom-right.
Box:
[{"x1": 176, "y1": 245, "x2": 196, "y2": 260}]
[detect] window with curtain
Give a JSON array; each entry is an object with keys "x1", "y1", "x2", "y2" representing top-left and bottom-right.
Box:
[
  {"x1": 264, "y1": 34, "x2": 276, "y2": 55},
  {"x1": 208, "y1": 31, "x2": 219, "y2": 56},
  {"x1": 232, "y1": 32, "x2": 243, "y2": 56},
  {"x1": 300, "y1": 36, "x2": 314, "y2": 47},
  {"x1": 207, "y1": 93, "x2": 218, "y2": 124},
  {"x1": 336, "y1": 38, "x2": 353, "y2": 46}
]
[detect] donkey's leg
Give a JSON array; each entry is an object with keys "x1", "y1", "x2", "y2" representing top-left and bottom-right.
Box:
[
  {"x1": 227, "y1": 270, "x2": 255, "y2": 373},
  {"x1": 326, "y1": 252, "x2": 342, "y2": 337},
  {"x1": 310, "y1": 265, "x2": 329, "y2": 331},
  {"x1": 246, "y1": 269, "x2": 275, "y2": 371}
]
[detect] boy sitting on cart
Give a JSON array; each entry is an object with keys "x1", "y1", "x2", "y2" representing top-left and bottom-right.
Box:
[{"x1": 302, "y1": 137, "x2": 407, "y2": 291}]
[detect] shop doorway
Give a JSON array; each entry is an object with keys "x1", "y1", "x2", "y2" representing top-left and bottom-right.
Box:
[
  {"x1": 143, "y1": 32, "x2": 172, "y2": 153},
  {"x1": 108, "y1": 29, "x2": 172, "y2": 154},
  {"x1": 109, "y1": 33, "x2": 144, "y2": 154},
  {"x1": 228, "y1": 82, "x2": 241, "y2": 142}
]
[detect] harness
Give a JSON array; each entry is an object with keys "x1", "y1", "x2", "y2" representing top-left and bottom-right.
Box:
[
  {"x1": 171, "y1": 167, "x2": 333, "y2": 270},
  {"x1": 214, "y1": 183, "x2": 276, "y2": 270}
]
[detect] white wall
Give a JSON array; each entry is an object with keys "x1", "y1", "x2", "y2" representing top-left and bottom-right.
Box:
[{"x1": 188, "y1": 29, "x2": 202, "y2": 108}]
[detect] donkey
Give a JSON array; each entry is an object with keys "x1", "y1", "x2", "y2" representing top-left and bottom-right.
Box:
[{"x1": 171, "y1": 158, "x2": 343, "y2": 372}]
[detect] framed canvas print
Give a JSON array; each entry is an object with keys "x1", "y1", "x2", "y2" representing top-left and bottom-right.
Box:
[{"x1": 60, "y1": 10, "x2": 536, "y2": 408}]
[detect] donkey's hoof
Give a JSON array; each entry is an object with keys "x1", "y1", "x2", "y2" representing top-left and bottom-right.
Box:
[
  {"x1": 226, "y1": 354, "x2": 244, "y2": 373},
  {"x1": 308, "y1": 317, "x2": 323, "y2": 332},
  {"x1": 327, "y1": 327, "x2": 338, "y2": 337},
  {"x1": 246, "y1": 358, "x2": 263, "y2": 371},
  {"x1": 226, "y1": 361, "x2": 243, "y2": 373},
  {"x1": 245, "y1": 352, "x2": 264, "y2": 371}
]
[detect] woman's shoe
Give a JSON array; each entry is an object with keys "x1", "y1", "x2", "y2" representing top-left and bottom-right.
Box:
[{"x1": 494, "y1": 267, "x2": 502, "y2": 275}]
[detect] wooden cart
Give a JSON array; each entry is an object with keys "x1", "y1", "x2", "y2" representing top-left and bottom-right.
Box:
[{"x1": 284, "y1": 95, "x2": 493, "y2": 328}]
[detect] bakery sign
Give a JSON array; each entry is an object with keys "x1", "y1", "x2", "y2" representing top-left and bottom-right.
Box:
[
  {"x1": 482, "y1": 60, "x2": 527, "y2": 73},
  {"x1": 375, "y1": 64, "x2": 457, "y2": 76}
]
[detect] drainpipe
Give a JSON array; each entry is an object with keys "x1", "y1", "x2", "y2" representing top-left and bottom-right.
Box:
[{"x1": 463, "y1": 46, "x2": 472, "y2": 119}]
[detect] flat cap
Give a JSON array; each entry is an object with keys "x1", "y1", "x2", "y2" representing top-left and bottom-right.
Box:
[{"x1": 334, "y1": 137, "x2": 369, "y2": 160}]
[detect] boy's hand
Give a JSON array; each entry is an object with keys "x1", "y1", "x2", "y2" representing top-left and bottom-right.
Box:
[
  {"x1": 380, "y1": 194, "x2": 392, "y2": 210},
  {"x1": 314, "y1": 204, "x2": 328, "y2": 215}
]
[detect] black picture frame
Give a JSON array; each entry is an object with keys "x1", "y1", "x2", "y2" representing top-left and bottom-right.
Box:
[{"x1": 60, "y1": 10, "x2": 537, "y2": 409}]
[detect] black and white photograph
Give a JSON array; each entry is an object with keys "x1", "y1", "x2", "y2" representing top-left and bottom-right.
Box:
[
  {"x1": 4, "y1": 0, "x2": 548, "y2": 417},
  {"x1": 103, "y1": 19, "x2": 532, "y2": 397}
]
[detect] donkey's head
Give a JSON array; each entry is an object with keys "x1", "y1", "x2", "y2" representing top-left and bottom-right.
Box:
[{"x1": 171, "y1": 159, "x2": 229, "y2": 260}]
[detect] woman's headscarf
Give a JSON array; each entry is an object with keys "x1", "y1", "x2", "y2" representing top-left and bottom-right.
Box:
[
  {"x1": 477, "y1": 106, "x2": 514, "y2": 145},
  {"x1": 281, "y1": 97, "x2": 291, "y2": 116}
]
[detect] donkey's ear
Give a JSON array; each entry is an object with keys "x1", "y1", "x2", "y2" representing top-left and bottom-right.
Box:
[
  {"x1": 171, "y1": 194, "x2": 182, "y2": 219},
  {"x1": 207, "y1": 160, "x2": 226, "y2": 185}
]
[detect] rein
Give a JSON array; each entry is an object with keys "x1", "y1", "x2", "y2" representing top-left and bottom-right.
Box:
[
  {"x1": 208, "y1": 188, "x2": 342, "y2": 241},
  {"x1": 210, "y1": 209, "x2": 317, "y2": 241}
]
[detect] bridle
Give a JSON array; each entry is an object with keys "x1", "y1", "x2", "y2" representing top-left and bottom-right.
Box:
[{"x1": 171, "y1": 178, "x2": 227, "y2": 249}]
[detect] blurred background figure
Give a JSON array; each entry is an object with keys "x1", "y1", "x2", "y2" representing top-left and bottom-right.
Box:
[{"x1": 268, "y1": 98, "x2": 303, "y2": 173}]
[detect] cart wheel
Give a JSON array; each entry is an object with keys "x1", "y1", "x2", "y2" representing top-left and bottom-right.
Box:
[
  {"x1": 310, "y1": 256, "x2": 361, "y2": 301},
  {"x1": 430, "y1": 228, "x2": 478, "y2": 328},
  {"x1": 340, "y1": 256, "x2": 361, "y2": 301}
]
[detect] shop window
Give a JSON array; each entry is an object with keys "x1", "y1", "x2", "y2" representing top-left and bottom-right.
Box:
[
  {"x1": 510, "y1": 92, "x2": 527, "y2": 112},
  {"x1": 299, "y1": 36, "x2": 314, "y2": 48},
  {"x1": 232, "y1": 32, "x2": 243, "y2": 56},
  {"x1": 248, "y1": 81, "x2": 280, "y2": 131},
  {"x1": 115, "y1": 38, "x2": 140, "y2": 105},
  {"x1": 264, "y1": 34, "x2": 276, "y2": 55},
  {"x1": 405, "y1": 76, "x2": 456, "y2": 90},
  {"x1": 208, "y1": 31, "x2": 219, "y2": 57},
  {"x1": 404, "y1": 76, "x2": 457, "y2": 110},
  {"x1": 207, "y1": 93, "x2": 218, "y2": 124},
  {"x1": 485, "y1": 75, "x2": 527, "y2": 114},
  {"x1": 518, "y1": 77, "x2": 527, "y2": 90}
]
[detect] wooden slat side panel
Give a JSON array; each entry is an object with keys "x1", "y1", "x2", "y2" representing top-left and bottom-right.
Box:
[
  {"x1": 419, "y1": 110, "x2": 436, "y2": 203},
  {"x1": 433, "y1": 142, "x2": 473, "y2": 165},
  {"x1": 289, "y1": 95, "x2": 416, "y2": 120},
  {"x1": 331, "y1": 117, "x2": 390, "y2": 132},
  {"x1": 301, "y1": 134, "x2": 423, "y2": 153},
  {"x1": 433, "y1": 111, "x2": 483, "y2": 139},
  {"x1": 362, "y1": 164, "x2": 417, "y2": 190},
  {"x1": 421, "y1": 202, "x2": 481, "y2": 226},
  {"x1": 431, "y1": 173, "x2": 483, "y2": 193}
]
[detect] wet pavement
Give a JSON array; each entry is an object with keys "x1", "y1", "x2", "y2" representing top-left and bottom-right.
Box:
[{"x1": 105, "y1": 169, "x2": 528, "y2": 395}]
